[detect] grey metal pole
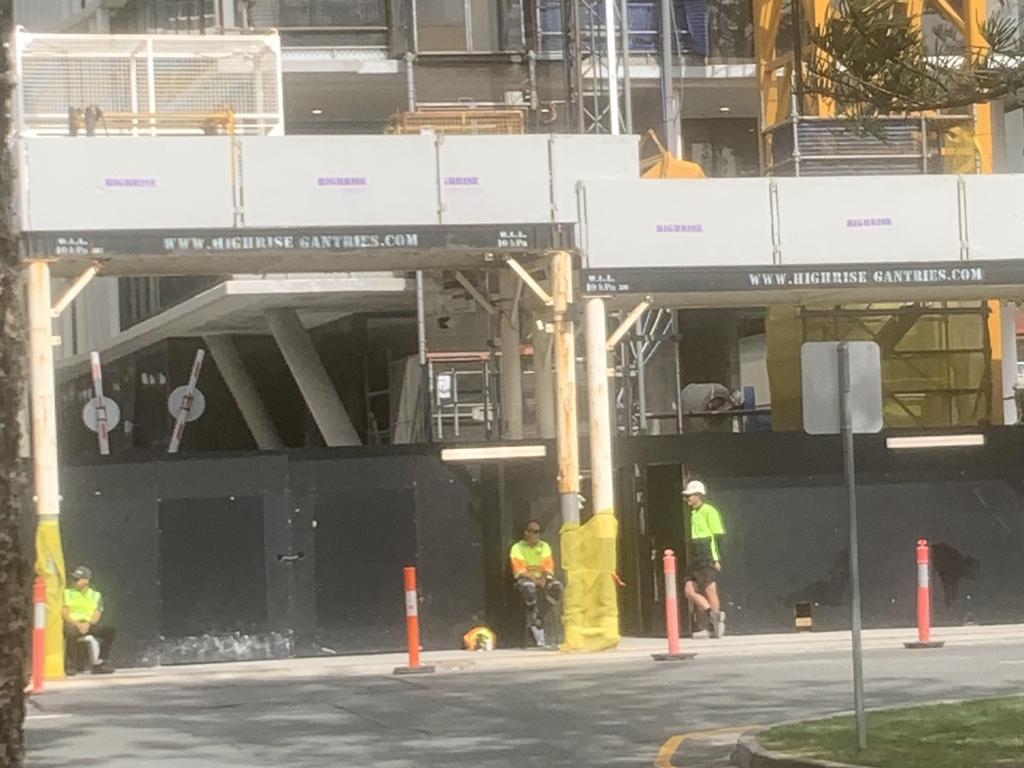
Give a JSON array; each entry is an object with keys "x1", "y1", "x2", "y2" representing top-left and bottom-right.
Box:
[
  {"x1": 619, "y1": 0, "x2": 633, "y2": 133},
  {"x1": 838, "y1": 342, "x2": 868, "y2": 751},
  {"x1": 660, "y1": 0, "x2": 677, "y2": 153}
]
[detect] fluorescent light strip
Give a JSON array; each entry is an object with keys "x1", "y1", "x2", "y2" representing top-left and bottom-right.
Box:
[
  {"x1": 441, "y1": 445, "x2": 548, "y2": 462},
  {"x1": 886, "y1": 434, "x2": 986, "y2": 450}
]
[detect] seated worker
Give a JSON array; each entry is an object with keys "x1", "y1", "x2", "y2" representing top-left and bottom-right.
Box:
[
  {"x1": 63, "y1": 566, "x2": 115, "y2": 675},
  {"x1": 509, "y1": 520, "x2": 563, "y2": 646}
]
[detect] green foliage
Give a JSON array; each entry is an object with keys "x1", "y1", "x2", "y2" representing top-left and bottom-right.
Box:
[{"x1": 805, "y1": 0, "x2": 1024, "y2": 115}]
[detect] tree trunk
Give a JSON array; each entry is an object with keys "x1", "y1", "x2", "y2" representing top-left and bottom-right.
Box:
[{"x1": 0, "y1": 0, "x2": 30, "y2": 763}]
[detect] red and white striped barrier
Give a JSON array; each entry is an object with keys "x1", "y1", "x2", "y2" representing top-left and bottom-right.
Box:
[
  {"x1": 904, "y1": 539, "x2": 945, "y2": 649},
  {"x1": 394, "y1": 566, "x2": 435, "y2": 675},
  {"x1": 167, "y1": 349, "x2": 205, "y2": 454},
  {"x1": 89, "y1": 352, "x2": 111, "y2": 456},
  {"x1": 652, "y1": 549, "x2": 697, "y2": 661},
  {"x1": 32, "y1": 577, "x2": 46, "y2": 693}
]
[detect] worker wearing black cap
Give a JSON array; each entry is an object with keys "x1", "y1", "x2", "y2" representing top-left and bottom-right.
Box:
[{"x1": 62, "y1": 566, "x2": 115, "y2": 674}]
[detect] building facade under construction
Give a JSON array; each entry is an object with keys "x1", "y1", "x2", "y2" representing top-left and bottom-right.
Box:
[{"x1": 11, "y1": 3, "x2": 1024, "y2": 669}]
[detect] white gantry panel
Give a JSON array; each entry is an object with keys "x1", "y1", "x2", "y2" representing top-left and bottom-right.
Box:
[
  {"x1": 549, "y1": 135, "x2": 640, "y2": 223},
  {"x1": 962, "y1": 175, "x2": 1024, "y2": 262},
  {"x1": 580, "y1": 179, "x2": 776, "y2": 268},
  {"x1": 438, "y1": 135, "x2": 552, "y2": 225},
  {"x1": 21, "y1": 137, "x2": 235, "y2": 231},
  {"x1": 775, "y1": 176, "x2": 962, "y2": 265},
  {"x1": 240, "y1": 135, "x2": 440, "y2": 227}
]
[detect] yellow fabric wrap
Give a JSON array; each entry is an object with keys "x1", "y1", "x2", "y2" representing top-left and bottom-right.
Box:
[
  {"x1": 35, "y1": 518, "x2": 67, "y2": 679},
  {"x1": 559, "y1": 512, "x2": 620, "y2": 652}
]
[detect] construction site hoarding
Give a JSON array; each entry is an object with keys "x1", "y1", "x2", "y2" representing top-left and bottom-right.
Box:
[
  {"x1": 579, "y1": 178, "x2": 776, "y2": 269},
  {"x1": 240, "y1": 135, "x2": 440, "y2": 227},
  {"x1": 437, "y1": 135, "x2": 552, "y2": 225},
  {"x1": 18, "y1": 134, "x2": 638, "y2": 237},
  {"x1": 580, "y1": 174, "x2": 1024, "y2": 300},
  {"x1": 20, "y1": 137, "x2": 235, "y2": 231},
  {"x1": 549, "y1": 135, "x2": 639, "y2": 222},
  {"x1": 961, "y1": 175, "x2": 1024, "y2": 261},
  {"x1": 774, "y1": 176, "x2": 961, "y2": 265}
]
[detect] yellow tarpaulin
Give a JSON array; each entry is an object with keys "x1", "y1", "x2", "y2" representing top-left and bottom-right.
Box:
[
  {"x1": 560, "y1": 512, "x2": 620, "y2": 652},
  {"x1": 35, "y1": 518, "x2": 66, "y2": 679}
]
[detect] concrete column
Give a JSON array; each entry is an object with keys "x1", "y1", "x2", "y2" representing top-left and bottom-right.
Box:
[
  {"x1": 499, "y1": 269, "x2": 524, "y2": 440},
  {"x1": 205, "y1": 335, "x2": 284, "y2": 450},
  {"x1": 265, "y1": 308, "x2": 361, "y2": 447},
  {"x1": 218, "y1": 0, "x2": 237, "y2": 29},
  {"x1": 533, "y1": 319, "x2": 556, "y2": 439},
  {"x1": 93, "y1": 7, "x2": 111, "y2": 33}
]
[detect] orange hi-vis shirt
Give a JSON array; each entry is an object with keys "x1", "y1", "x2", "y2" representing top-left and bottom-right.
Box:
[{"x1": 510, "y1": 539, "x2": 555, "y2": 578}]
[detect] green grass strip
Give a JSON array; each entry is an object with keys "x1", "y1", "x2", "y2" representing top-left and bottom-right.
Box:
[{"x1": 759, "y1": 696, "x2": 1024, "y2": 767}]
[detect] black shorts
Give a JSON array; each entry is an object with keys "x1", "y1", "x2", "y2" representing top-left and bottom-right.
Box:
[{"x1": 684, "y1": 566, "x2": 718, "y2": 591}]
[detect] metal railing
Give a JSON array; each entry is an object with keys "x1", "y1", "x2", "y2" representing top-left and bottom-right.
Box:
[
  {"x1": 387, "y1": 108, "x2": 525, "y2": 135},
  {"x1": 14, "y1": 29, "x2": 284, "y2": 137},
  {"x1": 766, "y1": 115, "x2": 977, "y2": 176}
]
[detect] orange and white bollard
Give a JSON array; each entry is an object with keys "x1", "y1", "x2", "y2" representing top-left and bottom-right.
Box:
[
  {"x1": 394, "y1": 566, "x2": 435, "y2": 675},
  {"x1": 652, "y1": 549, "x2": 697, "y2": 661},
  {"x1": 904, "y1": 539, "x2": 945, "y2": 649},
  {"x1": 32, "y1": 577, "x2": 46, "y2": 693}
]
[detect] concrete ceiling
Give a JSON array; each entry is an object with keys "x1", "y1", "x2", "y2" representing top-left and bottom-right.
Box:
[{"x1": 56, "y1": 273, "x2": 414, "y2": 380}]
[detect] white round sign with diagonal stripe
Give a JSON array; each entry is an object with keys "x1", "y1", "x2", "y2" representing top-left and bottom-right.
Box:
[
  {"x1": 82, "y1": 397, "x2": 121, "y2": 432},
  {"x1": 167, "y1": 386, "x2": 206, "y2": 422}
]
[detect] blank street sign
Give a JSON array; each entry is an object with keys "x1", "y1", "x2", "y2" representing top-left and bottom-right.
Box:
[{"x1": 801, "y1": 342, "x2": 883, "y2": 435}]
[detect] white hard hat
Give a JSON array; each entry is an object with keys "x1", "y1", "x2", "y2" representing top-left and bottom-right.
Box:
[{"x1": 683, "y1": 480, "x2": 707, "y2": 496}]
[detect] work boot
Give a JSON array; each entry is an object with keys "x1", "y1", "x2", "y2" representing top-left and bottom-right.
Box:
[
  {"x1": 90, "y1": 661, "x2": 114, "y2": 675},
  {"x1": 710, "y1": 610, "x2": 726, "y2": 639}
]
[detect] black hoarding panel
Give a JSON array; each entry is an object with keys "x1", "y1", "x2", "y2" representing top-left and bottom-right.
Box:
[{"x1": 158, "y1": 496, "x2": 268, "y2": 637}]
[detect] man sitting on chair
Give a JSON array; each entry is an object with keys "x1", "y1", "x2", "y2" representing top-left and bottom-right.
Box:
[
  {"x1": 510, "y1": 520, "x2": 563, "y2": 646},
  {"x1": 63, "y1": 566, "x2": 115, "y2": 675}
]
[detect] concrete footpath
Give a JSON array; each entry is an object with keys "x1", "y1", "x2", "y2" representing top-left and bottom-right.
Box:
[{"x1": 46, "y1": 623, "x2": 1024, "y2": 690}]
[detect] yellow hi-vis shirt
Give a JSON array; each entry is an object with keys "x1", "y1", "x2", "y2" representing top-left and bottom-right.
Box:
[
  {"x1": 64, "y1": 587, "x2": 103, "y2": 622},
  {"x1": 689, "y1": 502, "x2": 725, "y2": 564},
  {"x1": 510, "y1": 540, "x2": 555, "y2": 578}
]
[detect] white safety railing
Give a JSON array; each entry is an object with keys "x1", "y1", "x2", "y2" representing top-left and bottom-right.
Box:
[{"x1": 14, "y1": 29, "x2": 284, "y2": 137}]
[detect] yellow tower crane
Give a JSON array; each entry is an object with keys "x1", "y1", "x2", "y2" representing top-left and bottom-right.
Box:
[{"x1": 754, "y1": 0, "x2": 994, "y2": 172}]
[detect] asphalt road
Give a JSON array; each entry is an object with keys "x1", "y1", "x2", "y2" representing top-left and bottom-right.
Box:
[{"x1": 26, "y1": 640, "x2": 1024, "y2": 767}]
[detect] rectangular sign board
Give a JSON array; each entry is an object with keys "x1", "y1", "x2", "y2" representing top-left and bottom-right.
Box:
[
  {"x1": 22, "y1": 224, "x2": 563, "y2": 260},
  {"x1": 580, "y1": 261, "x2": 1018, "y2": 295},
  {"x1": 801, "y1": 341, "x2": 884, "y2": 435}
]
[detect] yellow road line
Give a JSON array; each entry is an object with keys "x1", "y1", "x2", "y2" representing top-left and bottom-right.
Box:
[{"x1": 654, "y1": 724, "x2": 763, "y2": 768}]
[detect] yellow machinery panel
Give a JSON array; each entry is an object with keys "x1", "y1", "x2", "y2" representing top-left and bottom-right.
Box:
[{"x1": 767, "y1": 302, "x2": 997, "y2": 430}]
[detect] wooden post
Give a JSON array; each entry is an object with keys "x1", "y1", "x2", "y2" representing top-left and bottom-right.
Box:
[
  {"x1": 552, "y1": 250, "x2": 579, "y2": 525},
  {"x1": 27, "y1": 259, "x2": 66, "y2": 679}
]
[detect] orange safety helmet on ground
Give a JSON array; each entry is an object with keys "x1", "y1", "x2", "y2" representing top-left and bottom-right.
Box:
[{"x1": 462, "y1": 625, "x2": 496, "y2": 651}]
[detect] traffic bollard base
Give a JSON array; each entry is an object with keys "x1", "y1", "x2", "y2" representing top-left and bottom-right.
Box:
[
  {"x1": 903, "y1": 641, "x2": 945, "y2": 649},
  {"x1": 651, "y1": 652, "x2": 698, "y2": 661},
  {"x1": 393, "y1": 665, "x2": 436, "y2": 675}
]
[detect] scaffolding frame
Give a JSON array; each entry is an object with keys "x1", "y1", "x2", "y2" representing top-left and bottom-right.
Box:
[{"x1": 800, "y1": 303, "x2": 993, "y2": 428}]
